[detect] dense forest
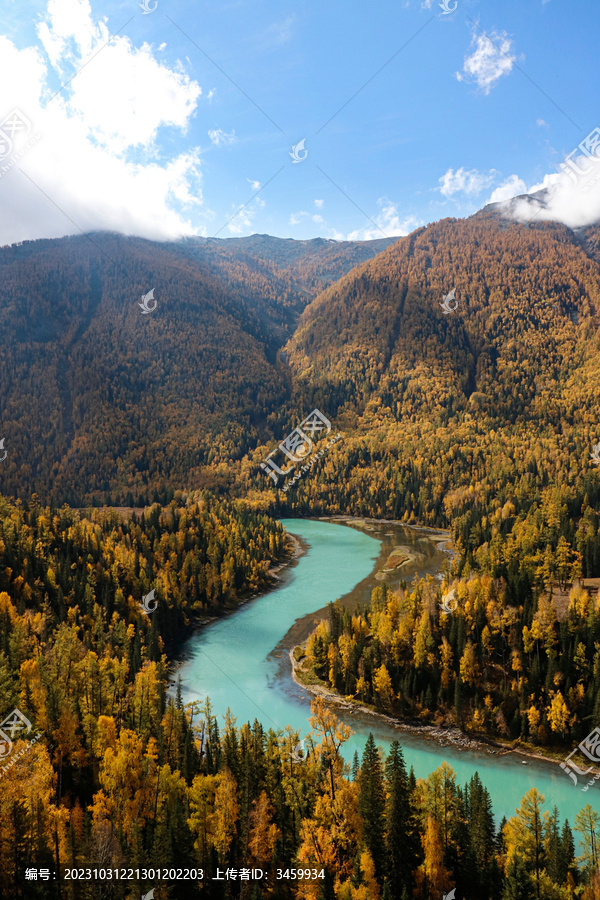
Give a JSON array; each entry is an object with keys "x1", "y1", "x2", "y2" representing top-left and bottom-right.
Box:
[
  {"x1": 0, "y1": 490, "x2": 288, "y2": 651},
  {"x1": 277, "y1": 216, "x2": 600, "y2": 535},
  {"x1": 5, "y1": 216, "x2": 600, "y2": 556},
  {"x1": 0, "y1": 233, "x2": 392, "y2": 507},
  {"x1": 3, "y1": 216, "x2": 600, "y2": 896},
  {"x1": 5, "y1": 686, "x2": 600, "y2": 900},
  {"x1": 2, "y1": 502, "x2": 599, "y2": 900},
  {"x1": 300, "y1": 574, "x2": 600, "y2": 751}
]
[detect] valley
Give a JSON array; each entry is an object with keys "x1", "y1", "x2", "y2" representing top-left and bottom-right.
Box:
[
  {"x1": 3, "y1": 0, "x2": 599, "y2": 895},
  {"x1": 2, "y1": 216, "x2": 600, "y2": 898}
]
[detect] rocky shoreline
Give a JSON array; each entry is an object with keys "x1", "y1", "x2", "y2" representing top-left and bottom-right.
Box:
[
  {"x1": 266, "y1": 531, "x2": 305, "y2": 581},
  {"x1": 170, "y1": 514, "x2": 595, "y2": 781},
  {"x1": 289, "y1": 646, "x2": 587, "y2": 774}
]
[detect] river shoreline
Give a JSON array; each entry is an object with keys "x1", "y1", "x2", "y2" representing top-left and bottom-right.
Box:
[
  {"x1": 166, "y1": 530, "x2": 306, "y2": 676},
  {"x1": 171, "y1": 516, "x2": 591, "y2": 781},
  {"x1": 168, "y1": 514, "x2": 434, "y2": 675},
  {"x1": 267, "y1": 531, "x2": 306, "y2": 580},
  {"x1": 284, "y1": 519, "x2": 573, "y2": 773},
  {"x1": 169, "y1": 515, "x2": 452, "y2": 695},
  {"x1": 319, "y1": 515, "x2": 457, "y2": 573},
  {"x1": 320, "y1": 514, "x2": 451, "y2": 543},
  {"x1": 174, "y1": 516, "x2": 596, "y2": 826},
  {"x1": 289, "y1": 646, "x2": 591, "y2": 776}
]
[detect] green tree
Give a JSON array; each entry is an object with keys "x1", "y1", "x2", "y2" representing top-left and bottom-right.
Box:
[
  {"x1": 575, "y1": 805, "x2": 600, "y2": 873},
  {"x1": 502, "y1": 854, "x2": 532, "y2": 900},
  {"x1": 503, "y1": 788, "x2": 548, "y2": 900},
  {"x1": 358, "y1": 733, "x2": 386, "y2": 880},
  {"x1": 384, "y1": 741, "x2": 418, "y2": 896}
]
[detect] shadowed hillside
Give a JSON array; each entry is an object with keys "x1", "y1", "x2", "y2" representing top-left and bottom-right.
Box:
[{"x1": 0, "y1": 232, "x2": 393, "y2": 505}]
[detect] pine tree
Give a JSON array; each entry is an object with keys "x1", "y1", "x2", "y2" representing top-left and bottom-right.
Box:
[
  {"x1": 384, "y1": 741, "x2": 418, "y2": 896},
  {"x1": 502, "y1": 854, "x2": 531, "y2": 900},
  {"x1": 497, "y1": 816, "x2": 508, "y2": 854},
  {"x1": 358, "y1": 733, "x2": 386, "y2": 880},
  {"x1": 545, "y1": 806, "x2": 561, "y2": 884},
  {"x1": 504, "y1": 788, "x2": 547, "y2": 900},
  {"x1": 454, "y1": 676, "x2": 462, "y2": 726},
  {"x1": 559, "y1": 819, "x2": 575, "y2": 884},
  {"x1": 466, "y1": 772, "x2": 497, "y2": 893}
]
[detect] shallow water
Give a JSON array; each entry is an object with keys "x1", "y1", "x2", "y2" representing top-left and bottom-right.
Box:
[{"x1": 176, "y1": 518, "x2": 597, "y2": 825}]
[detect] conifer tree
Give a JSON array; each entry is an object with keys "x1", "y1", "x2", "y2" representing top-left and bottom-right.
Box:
[
  {"x1": 384, "y1": 741, "x2": 418, "y2": 896},
  {"x1": 502, "y1": 854, "x2": 532, "y2": 900},
  {"x1": 358, "y1": 733, "x2": 386, "y2": 880}
]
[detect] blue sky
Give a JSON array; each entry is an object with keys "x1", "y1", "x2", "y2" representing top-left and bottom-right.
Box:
[{"x1": 0, "y1": 0, "x2": 599, "y2": 244}]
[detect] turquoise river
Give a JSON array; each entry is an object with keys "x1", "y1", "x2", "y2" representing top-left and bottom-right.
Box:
[{"x1": 176, "y1": 518, "x2": 599, "y2": 826}]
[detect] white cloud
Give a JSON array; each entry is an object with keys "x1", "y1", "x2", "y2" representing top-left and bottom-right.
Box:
[
  {"x1": 246, "y1": 179, "x2": 265, "y2": 207},
  {"x1": 262, "y1": 15, "x2": 295, "y2": 46},
  {"x1": 0, "y1": 0, "x2": 204, "y2": 245},
  {"x1": 457, "y1": 29, "x2": 515, "y2": 94},
  {"x1": 314, "y1": 198, "x2": 324, "y2": 208},
  {"x1": 439, "y1": 166, "x2": 496, "y2": 197},
  {"x1": 346, "y1": 198, "x2": 420, "y2": 240},
  {"x1": 487, "y1": 174, "x2": 527, "y2": 204},
  {"x1": 536, "y1": 118, "x2": 548, "y2": 127},
  {"x1": 289, "y1": 211, "x2": 307, "y2": 226},
  {"x1": 208, "y1": 127, "x2": 237, "y2": 146},
  {"x1": 289, "y1": 201, "x2": 414, "y2": 240},
  {"x1": 508, "y1": 156, "x2": 600, "y2": 229},
  {"x1": 37, "y1": 5, "x2": 200, "y2": 155},
  {"x1": 227, "y1": 204, "x2": 255, "y2": 234}
]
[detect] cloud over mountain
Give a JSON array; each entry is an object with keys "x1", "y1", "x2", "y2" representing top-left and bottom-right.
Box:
[{"x1": 0, "y1": 0, "x2": 203, "y2": 246}]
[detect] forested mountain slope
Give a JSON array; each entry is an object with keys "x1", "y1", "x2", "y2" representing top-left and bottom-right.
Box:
[
  {"x1": 279, "y1": 216, "x2": 600, "y2": 543},
  {"x1": 0, "y1": 233, "x2": 392, "y2": 505},
  {"x1": 4, "y1": 215, "x2": 600, "y2": 535},
  {"x1": 4, "y1": 219, "x2": 600, "y2": 899},
  {"x1": 286, "y1": 214, "x2": 600, "y2": 416}
]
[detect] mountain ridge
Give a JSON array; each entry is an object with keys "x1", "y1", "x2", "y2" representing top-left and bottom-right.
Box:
[
  {"x1": 3, "y1": 213, "x2": 600, "y2": 509},
  {"x1": 0, "y1": 231, "x2": 394, "y2": 504}
]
